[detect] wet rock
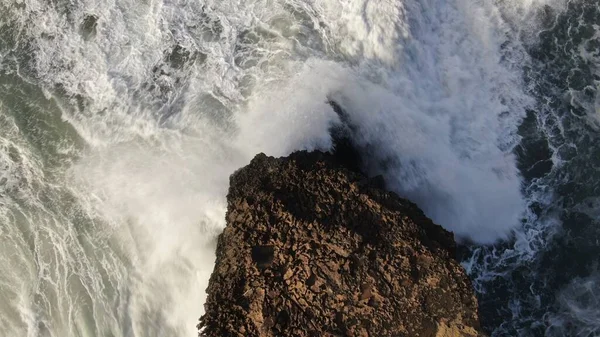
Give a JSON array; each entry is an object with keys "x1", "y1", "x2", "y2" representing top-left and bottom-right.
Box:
[
  {"x1": 198, "y1": 151, "x2": 485, "y2": 337},
  {"x1": 80, "y1": 14, "x2": 98, "y2": 40},
  {"x1": 170, "y1": 45, "x2": 190, "y2": 68}
]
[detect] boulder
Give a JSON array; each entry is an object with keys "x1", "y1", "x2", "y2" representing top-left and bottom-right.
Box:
[{"x1": 198, "y1": 151, "x2": 484, "y2": 337}]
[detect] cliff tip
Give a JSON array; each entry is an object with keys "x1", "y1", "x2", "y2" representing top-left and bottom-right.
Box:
[{"x1": 199, "y1": 150, "x2": 485, "y2": 337}]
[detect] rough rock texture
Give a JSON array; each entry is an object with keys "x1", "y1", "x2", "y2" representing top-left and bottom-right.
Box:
[{"x1": 199, "y1": 151, "x2": 484, "y2": 337}]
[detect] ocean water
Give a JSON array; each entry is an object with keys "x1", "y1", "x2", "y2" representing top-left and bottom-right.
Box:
[{"x1": 0, "y1": 0, "x2": 597, "y2": 336}]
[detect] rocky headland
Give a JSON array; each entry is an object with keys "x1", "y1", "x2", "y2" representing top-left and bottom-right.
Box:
[{"x1": 198, "y1": 149, "x2": 484, "y2": 337}]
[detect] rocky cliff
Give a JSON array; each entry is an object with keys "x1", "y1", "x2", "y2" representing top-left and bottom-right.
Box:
[{"x1": 198, "y1": 151, "x2": 484, "y2": 337}]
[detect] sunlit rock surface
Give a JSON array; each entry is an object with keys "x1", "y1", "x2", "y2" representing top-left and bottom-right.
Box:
[{"x1": 198, "y1": 151, "x2": 485, "y2": 337}]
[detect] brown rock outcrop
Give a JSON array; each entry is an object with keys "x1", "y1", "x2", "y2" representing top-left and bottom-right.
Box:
[{"x1": 198, "y1": 151, "x2": 484, "y2": 337}]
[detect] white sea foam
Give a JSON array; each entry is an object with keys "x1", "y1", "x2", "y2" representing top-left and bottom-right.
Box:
[{"x1": 546, "y1": 271, "x2": 600, "y2": 337}]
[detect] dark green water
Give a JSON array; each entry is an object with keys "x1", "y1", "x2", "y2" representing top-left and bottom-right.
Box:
[{"x1": 466, "y1": 2, "x2": 600, "y2": 336}]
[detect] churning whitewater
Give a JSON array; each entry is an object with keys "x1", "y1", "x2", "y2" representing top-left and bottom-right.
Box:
[{"x1": 0, "y1": 0, "x2": 598, "y2": 336}]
